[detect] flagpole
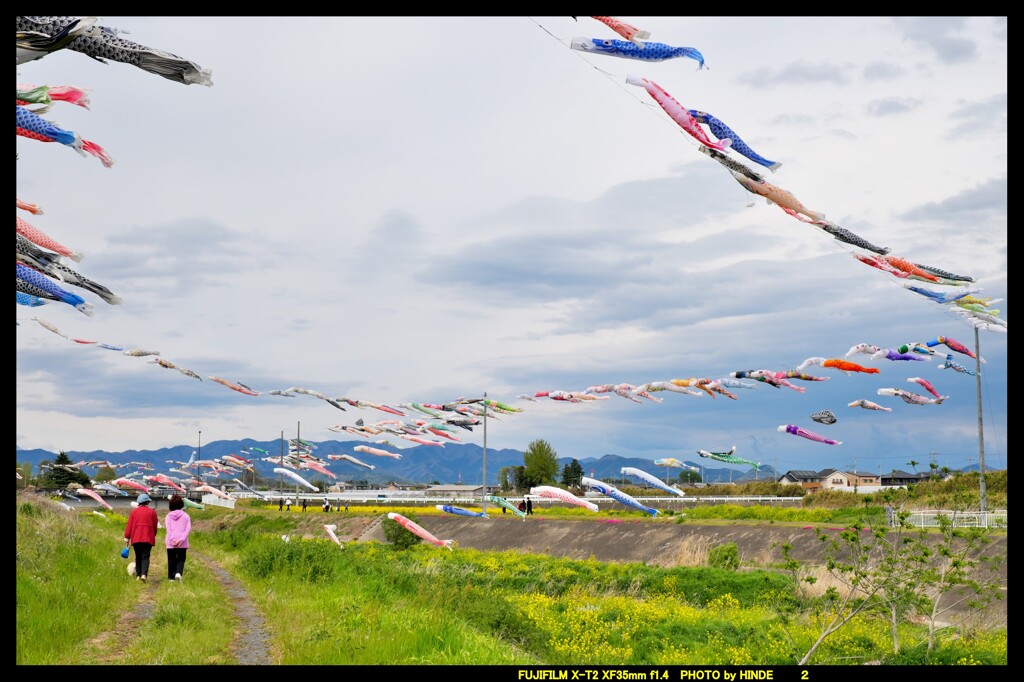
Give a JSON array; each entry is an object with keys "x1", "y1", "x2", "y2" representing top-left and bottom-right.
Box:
[{"x1": 197, "y1": 430, "x2": 202, "y2": 486}]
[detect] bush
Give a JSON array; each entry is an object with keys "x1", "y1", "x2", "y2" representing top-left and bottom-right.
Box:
[
  {"x1": 382, "y1": 515, "x2": 422, "y2": 550},
  {"x1": 686, "y1": 481, "x2": 807, "y2": 498},
  {"x1": 707, "y1": 542, "x2": 740, "y2": 571},
  {"x1": 242, "y1": 538, "x2": 338, "y2": 583}
]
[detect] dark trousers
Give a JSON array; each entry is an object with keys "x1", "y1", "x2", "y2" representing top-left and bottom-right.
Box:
[
  {"x1": 167, "y1": 547, "x2": 188, "y2": 579},
  {"x1": 132, "y1": 542, "x2": 153, "y2": 578}
]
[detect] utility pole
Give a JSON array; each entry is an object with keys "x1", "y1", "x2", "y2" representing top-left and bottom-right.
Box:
[
  {"x1": 975, "y1": 327, "x2": 987, "y2": 513},
  {"x1": 482, "y1": 392, "x2": 488, "y2": 507}
]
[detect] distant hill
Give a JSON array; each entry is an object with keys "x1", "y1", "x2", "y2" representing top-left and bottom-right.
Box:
[{"x1": 15, "y1": 440, "x2": 779, "y2": 486}]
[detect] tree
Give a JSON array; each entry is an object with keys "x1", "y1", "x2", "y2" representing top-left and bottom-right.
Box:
[
  {"x1": 907, "y1": 460, "x2": 920, "y2": 472},
  {"x1": 779, "y1": 524, "x2": 889, "y2": 665},
  {"x1": 37, "y1": 452, "x2": 90, "y2": 489},
  {"x1": 866, "y1": 493, "x2": 930, "y2": 655},
  {"x1": 93, "y1": 466, "x2": 117, "y2": 483},
  {"x1": 511, "y1": 466, "x2": 527, "y2": 492},
  {"x1": 560, "y1": 458, "x2": 584, "y2": 490},
  {"x1": 676, "y1": 470, "x2": 701, "y2": 484},
  {"x1": 16, "y1": 461, "x2": 33, "y2": 487},
  {"x1": 778, "y1": 488, "x2": 1006, "y2": 664},
  {"x1": 496, "y1": 467, "x2": 514, "y2": 492},
  {"x1": 381, "y1": 515, "x2": 422, "y2": 550},
  {"x1": 916, "y1": 512, "x2": 1005, "y2": 653},
  {"x1": 522, "y1": 439, "x2": 558, "y2": 489}
]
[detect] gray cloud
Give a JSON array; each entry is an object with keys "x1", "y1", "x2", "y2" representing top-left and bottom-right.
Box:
[
  {"x1": 949, "y1": 93, "x2": 1007, "y2": 138},
  {"x1": 900, "y1": 177, "x2": 1007, "y2": 223},
  {"x1": 992, "y1": 17, "x2": 1007, "y2": 41},
  {"x1": 862, "y1": 61, "x2": 907, "y2": 81},
  {"x1": 736, "y1": 61, "x2": 851, "y2": 88},
  {"x1": 892, "y1": 17, "x2": 977, "y2": 64},
  {"x1": 865, "y1": 97, "x2": 923, "y2": 116}
]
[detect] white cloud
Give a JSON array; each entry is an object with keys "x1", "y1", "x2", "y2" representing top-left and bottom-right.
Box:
[{"x1": 17, "y1": 17, "x2": 1007, "y2": 475}]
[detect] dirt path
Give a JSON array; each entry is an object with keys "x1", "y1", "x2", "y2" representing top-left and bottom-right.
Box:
[
  {"x1": 84, "y1": 552, "x2": 274, "y2": 664},
  {"x1": 192, "y1": 552, "x2": 274, "y2": 665},
  {"x1": 83, "y1": 576, "x2": 160, "y2": 664}
]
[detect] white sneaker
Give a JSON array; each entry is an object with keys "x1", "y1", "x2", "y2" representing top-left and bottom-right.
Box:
[
  {"x1": 140, "y1": 575, "x2": 146, "y2": 583},
  {"x1": 174, "y1": 573, "x2": 182, "y2": 582}
]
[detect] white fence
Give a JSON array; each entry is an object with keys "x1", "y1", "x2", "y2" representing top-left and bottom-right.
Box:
[
  {"x1": 904, "y1": 509, "x2": 1007, "y2": 529},
  {"x1": 201, "y1": 493, "x2": 236, "y2": 509},
  {"x1": 236, "y1": 493, "x2": 804, "y2": 511}
]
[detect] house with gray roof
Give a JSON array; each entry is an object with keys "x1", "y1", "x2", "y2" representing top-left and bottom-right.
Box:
[{"x1": 777, "y1": 470, "x2": 823, "y2": 492}]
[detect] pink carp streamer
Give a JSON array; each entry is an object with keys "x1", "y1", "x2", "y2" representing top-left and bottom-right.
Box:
[
  {"x1": 77, "y1": 488, "x2": 113, "y2": 510},
  {"x1": 877, "y1": 388, "x2": 947, "y2": 405},
  {"x1": 17, "y1": 83, "x2": 92, "y2": 109},
  {"x1": 17, "y1": 216, "x2": 83, "y2": 261},
  {"x1": 625, "y1": 75, "x2": 731, "y2": 151},
  {"x1": 114, "y1": 477, "x2": 150, "y2": 493},
  {"x1": 17, "y1": 198, "x2": 44, "y2": 215},
  {"x1": 387, "y1": 512, "x2": 453, "y2": 550},
  {"x1": 907, "y1": 377, "x2": 942, "y2": 399},
  {"x1": 583, "y1": 16, "x2": 651, "y2": 47},
  {"x1": 927, "y1": 335, "x2": 982, "y2": 362},
  {"x1": 778, "y1": 424, "x2": 842, "y2": 445},
  {"x1": 353, "y1": 445, "x2": 402, "y2": 459},
  {"x1": 323, "y1": 524, "x2": 344, "y2": 547},
  {"x1": 530, "y1": 485, "x2": 600, "y2": 512},
  {"x1": 208, "y1": 376, "x2": 261, "y2": 396},
  {"x1": 848, "y1": 399, "x2": 892, "y2": 412}
]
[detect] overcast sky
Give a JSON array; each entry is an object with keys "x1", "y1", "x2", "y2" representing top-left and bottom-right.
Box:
[{"x1": 16, "y1": 16, "x2": 1007, "y2": 477}]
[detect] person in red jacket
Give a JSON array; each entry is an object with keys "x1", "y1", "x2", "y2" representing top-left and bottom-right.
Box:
[{"x1": 124, "y1": 493, "x2": 159, "y2": 582}]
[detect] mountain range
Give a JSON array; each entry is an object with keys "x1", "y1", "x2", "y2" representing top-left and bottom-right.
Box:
[{"x1": 15, "y1": 439, "x2": 780, "y2": 486}]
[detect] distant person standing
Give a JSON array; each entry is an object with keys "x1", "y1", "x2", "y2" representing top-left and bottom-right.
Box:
[
  {"x1": 526, "y1": 497, "x2": 533, "y2": 516},
  {"x1": 886, "y1": 504, "x2": 895, "y2": 527},
  {"x1": 302, "y1": 498, "x2": 307, "y2": 512},
  {"x1": 344, "y1": 501, "x2": 348, "y2": 512},
  {"x1": 124, "y1": 493, "x2": 158, "y2": 583},
  {"x1": 164, "y1": 494, "x2": 191, "y2": 582},
  {"x1": 323, "y1": 498, "x2": 330, "y2": 513},
  {"x1": 278, "y1": 498, "x2": 283, "y2": 511},
  {"x1": 286, "y1": 499, "x2": 291, "y2": 511}
]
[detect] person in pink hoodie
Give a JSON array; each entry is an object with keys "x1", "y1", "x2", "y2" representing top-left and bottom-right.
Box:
[{"x1": 164, "y1": 494, "x2": 192, "y2": 582}]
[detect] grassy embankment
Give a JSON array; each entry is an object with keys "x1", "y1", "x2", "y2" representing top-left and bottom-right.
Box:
[{"x1": 17, "y1": 489, "x2": 1007, "y2": 665}]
